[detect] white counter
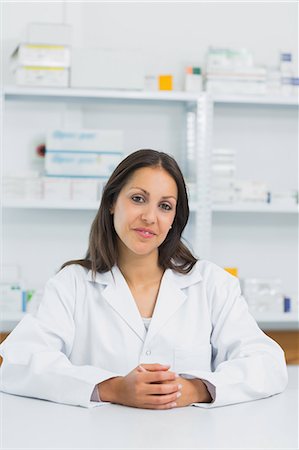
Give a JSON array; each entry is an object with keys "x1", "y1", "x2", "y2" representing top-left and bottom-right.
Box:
[{"x1": 1, "y1": 366, "x2": 298, "y2": 449}]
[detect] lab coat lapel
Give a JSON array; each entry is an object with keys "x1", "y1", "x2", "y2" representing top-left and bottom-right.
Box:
[
  {"x1": 100, "y1": 266, "x2": 146, "y2": 342},
  {"x1": 144, "y1": 269, "x2": 187, "y2": 346}
]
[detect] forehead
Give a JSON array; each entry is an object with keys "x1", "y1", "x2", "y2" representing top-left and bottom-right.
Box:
[{"x1": 124, "y1": 166, "x2": 177, "y2": 194}]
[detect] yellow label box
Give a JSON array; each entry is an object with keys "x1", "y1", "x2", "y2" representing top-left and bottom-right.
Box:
[{"x1": 159, "y1": 75, "x2": 173, "y2": 91}]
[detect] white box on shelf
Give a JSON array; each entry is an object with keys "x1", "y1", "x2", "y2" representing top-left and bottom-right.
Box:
[
  {"x1": 235, "y1": 180, "x2": 268, "y2": 202},
  {"x1": 11, "y1": 43, "x2": 71, "y2": 68},
  {"x1": 71, "y1": 179, "x2": 102, "y2": 202},
  {"x1": 46, "y1": 129, "x2": 123, "y2": 152},
  {"x1": 0, "y1": 283, "x2": 24, "y2": 314},
  {"x1": 43, "y1": 177, "x2": 72, "y2": 201},
  {"x1": 46, "y1": 129, "x2": 124, "y2": 178},
  {"x1": 15, "y1": 66, "x2": 69, "y2": 87},
  {"x1": 70, "y1": 47, "x2": 144, "y2": 90}
]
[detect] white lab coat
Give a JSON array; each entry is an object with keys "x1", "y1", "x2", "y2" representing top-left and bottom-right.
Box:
[{"x1": 0, "y1": 260, "x2": 288, "y2": 408}]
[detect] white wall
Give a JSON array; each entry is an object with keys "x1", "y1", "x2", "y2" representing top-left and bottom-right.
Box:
[
  {"x1": 2, "y1": 2, "x2": 298, "y2": 298},
  {"x1": 3, "y1": 2, "x2": 298, "y2": 86}
]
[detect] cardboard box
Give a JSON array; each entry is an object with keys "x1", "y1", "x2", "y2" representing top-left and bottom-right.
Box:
[{"x1": 70, "y1": 48, "x2": 144, "y2": 90}]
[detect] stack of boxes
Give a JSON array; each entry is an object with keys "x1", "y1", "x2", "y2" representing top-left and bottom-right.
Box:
[
  {"x1": 11, "y1": 23, "x2": 71, "y2": 87},
  {"x1": 44, "y1": 129, "x2": 124, "y2": 202},
  {"x1": 205, "y1": 47, "x2": 267, "y2": 95},
  {"x1": 211, "y1": 149, "x2": 236, "y2": 203}
]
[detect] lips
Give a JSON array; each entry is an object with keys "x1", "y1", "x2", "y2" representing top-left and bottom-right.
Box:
[{"x1": 133, "y1": 228, "x2": 156, "y2": 239}]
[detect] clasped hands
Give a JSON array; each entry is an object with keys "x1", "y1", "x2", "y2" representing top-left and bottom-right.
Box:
[{"x1": 98, "y1": 363, "x2": 212, "y2": 410}]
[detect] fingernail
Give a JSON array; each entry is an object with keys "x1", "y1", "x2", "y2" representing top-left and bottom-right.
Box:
[
  {"x1": 171, "y1": 402, "x2": 177, "y2": 407},
  {"x1": 178, "y1": 384, "x2": 183, "y2": 390},
  {"x1": 175, "y1": 373, "x2": 179, "y2": 378},
  {"x1": 176, "y1": 392, "x2": 181, "y2": 398}
]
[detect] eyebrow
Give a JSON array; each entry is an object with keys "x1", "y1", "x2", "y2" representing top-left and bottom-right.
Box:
[{"x1": 129, "y1": 186, "x2": 177, "y2": 201}]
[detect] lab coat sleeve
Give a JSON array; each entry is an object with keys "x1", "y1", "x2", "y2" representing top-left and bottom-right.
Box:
[
  {"x1": 179, "y1": 270, "x2": 288, "y2": 408},
  {"x1": 0, "y1": 268, "x2": 120, "y2": 408}
]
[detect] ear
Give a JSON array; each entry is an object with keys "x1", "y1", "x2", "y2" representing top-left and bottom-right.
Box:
[{"x1": 109, "y1": 205, "x2": 115, "y2": 215}]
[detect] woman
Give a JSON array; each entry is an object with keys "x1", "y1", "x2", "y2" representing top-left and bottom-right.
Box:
[{"x1": 0, "y1": 149, "x2": 288, "y2": 409}]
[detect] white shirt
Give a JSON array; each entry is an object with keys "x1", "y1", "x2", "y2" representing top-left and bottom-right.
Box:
[{"x1": 0, "y1": 260, "x2": 288, "y2": 408}]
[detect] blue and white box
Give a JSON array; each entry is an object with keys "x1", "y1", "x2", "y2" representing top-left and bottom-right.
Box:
[{"x1": 45, "y1": 129, "x2": 124, "y2": 178}]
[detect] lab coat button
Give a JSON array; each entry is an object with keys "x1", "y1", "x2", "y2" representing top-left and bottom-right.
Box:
[{"x1": 146, "y1": 350, "x2": 151, "y2": 356}]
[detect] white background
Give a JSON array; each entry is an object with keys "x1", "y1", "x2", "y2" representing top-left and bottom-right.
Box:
[{"x1": 1, "y1": 2, "x2": 298, "y2": 302}]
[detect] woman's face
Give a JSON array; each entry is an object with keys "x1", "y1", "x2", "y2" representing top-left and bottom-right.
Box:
[{"x1": 111, "y1": 166, "x2": 177, "y2": 260}]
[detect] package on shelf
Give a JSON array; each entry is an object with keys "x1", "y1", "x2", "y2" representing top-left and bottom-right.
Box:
[
  {"x1": 211, "y1": 148, "x2": 236, "y2": 203},
  {"x1": 11, "y1": 43, "x2": 71, "y2": 68},
  {"x1": 43, "y1": 176, "x2": 72, "y2": 201},
  {"x1": 45, "y1": 129, "x2": 124, "y2": 178},
  {"x1": 270, "y1": 189, "x2": 298, "y2": 206},
  {"x1": 206, "y1": 47, "x2": 254, "y2": 71},
  {"x1": 242, "y1": 278, "x2": 284, "y2": 314},
  {"x1": 0, "y1": 264, "x2": 25, "y2": 314},
  {"x1": 184, "y1": 67, "x2": 203, "y2": 92},
  {"x1": 205, "y1": 47, "x2": 267, "y2": 95},
  {"x1": 70, "y1": 47, "x2": 144, "y2": 90},
  {"x1": 14, "y1": 66, "x2": 69, "y2": 88},
  {"x1": 206, "y1": 79, "x2": 267, "y2": 95},
  {"x1": 3, "y1": 172, "x2": 43, "y2": 200},
  {"x1": 0, "y1": 283, "x2": 25, "y2": 314},
  {"x1": 235, "y1": 180, "x2": 268, "y2": 202},
  {"x1": 71, "y1": 178, "x2": 103, "y2": 202},
  {"x1": 26, "y1": 289, "x2": 44, "y2": 315}
]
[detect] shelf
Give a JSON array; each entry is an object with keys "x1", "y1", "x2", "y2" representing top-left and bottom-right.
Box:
[
  {"x1": 2, "y1": 199, "x2": 199, "y2": 211},
  {"x1": 254, "y1": 312, "x2": 299, "y2": 331},
  {"x1": 3, "y1": 199, "x2": 101, "y2": 210},
  {"x1": 212, "y1": 203, "x2": 299, "y2": 214},
  {"x1": 3, "y1": 85, "x2": 202, "y2": 103},
  {"x1": 212, "y1": 93, "x2": 299, "y2": 106},
  {"x1": 4, "y1": 199, "x2": 298, "y2": 214},
  {"x1": 3, "y1": 86, "x2": 298, "y2": 106}
]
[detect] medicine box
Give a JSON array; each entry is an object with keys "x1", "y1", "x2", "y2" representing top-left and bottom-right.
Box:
[
  {"x1": 45, "y1": 129, "x2": 124, "y2": 178},
  {"x1": 15, "y1": 67, "x2": 69, "y2": 87},
  {"x1": 0, "y1": 283, "x2": 24, "y2": 313},
  {"x1": 11, "y1": 43, "x2": 71, "y2": 68},
  {"x1": 43, "y1": 177, "x2": 72, "y2": 201},
  {"x1": 70, "y1": 48, "x2": 144, "y2": 90}
]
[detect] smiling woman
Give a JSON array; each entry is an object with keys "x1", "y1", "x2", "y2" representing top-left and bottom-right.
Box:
[{"x1": 0, "y1": 149, "x2": 288, "y2": 410}]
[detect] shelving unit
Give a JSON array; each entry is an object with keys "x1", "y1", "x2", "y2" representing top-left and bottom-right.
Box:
[{"x1": 3, "y1": 86, "x2": 299, "y2": 332}]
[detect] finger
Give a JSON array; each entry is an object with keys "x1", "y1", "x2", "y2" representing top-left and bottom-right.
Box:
[
  {"x1": 144, "y1": 390, "x2": 182, "y2": 407},
  {"x1": 139, "y1": 363, "x2": 170, "y2": 372},
  {"x1": 143, "y1": 401, "x2": 177, "y2": 410},
  {"x1": 142, "y1": 370, "x2": 178, "y2": 383},
  {"x1": 147, "y1": 382, "x2": 182, "y2": 396}
]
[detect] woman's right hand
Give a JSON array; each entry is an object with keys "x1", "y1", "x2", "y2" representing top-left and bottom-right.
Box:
[{"x1": 98, "y1": 363, "x2": 182, "y2": 409}]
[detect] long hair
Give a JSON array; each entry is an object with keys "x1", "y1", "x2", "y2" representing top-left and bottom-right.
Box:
[{"x1": 61, "y1": 149, "x2": 198, "y2": 275}]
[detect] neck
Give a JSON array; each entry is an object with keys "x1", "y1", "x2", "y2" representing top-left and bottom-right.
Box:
[{"x1": 117, "y1": 250, "x2": 163, "y2": 287}]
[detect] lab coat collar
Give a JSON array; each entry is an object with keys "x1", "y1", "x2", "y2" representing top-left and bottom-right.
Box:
[{"x1": 86, "y1": 262, "x2": 202, "y2": 343}]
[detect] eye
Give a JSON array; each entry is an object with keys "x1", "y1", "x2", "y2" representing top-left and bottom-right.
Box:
[
  {"x1": 159, "y1": 202, "x2": 172, "y2": 211},
  {"x1": 131, "y1": 195, "x2": 145, "y2": 203}
]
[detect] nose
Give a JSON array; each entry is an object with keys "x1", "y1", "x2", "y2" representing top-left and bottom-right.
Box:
[{"x1": 141, "y1": 204, "x2": 156, "y2": 224}]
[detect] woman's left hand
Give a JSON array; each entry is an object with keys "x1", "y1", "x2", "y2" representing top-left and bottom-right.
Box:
[{"x1": 160, "y1": 376, "x2": 212, "y2": 407}]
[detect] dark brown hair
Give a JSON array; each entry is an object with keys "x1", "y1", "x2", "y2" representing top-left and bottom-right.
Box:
[{"x1": 61, "y1": 149, "x2": 198, "y2": 275}]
